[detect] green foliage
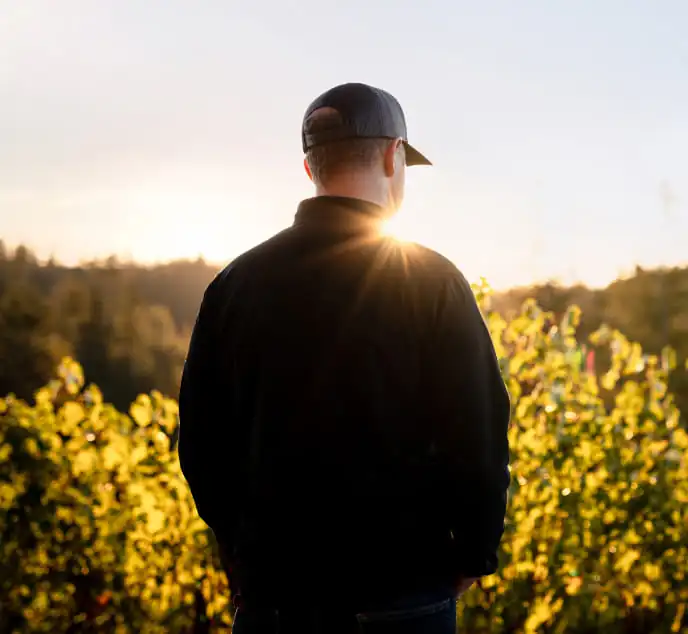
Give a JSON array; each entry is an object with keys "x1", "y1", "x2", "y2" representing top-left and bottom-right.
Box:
[
  {"x1": 493, "y1": 268, "x2": 688, "y2": 423},
  {"x1": 0, "y1": 283, "x2": 70, "y2": 399},
  {"x1": 1, "y1": 282, "x2": 686, "y2": 632},
  {"x1": 465, "y1": 280, "x2": 688, "y2": 633},
  {"x1": 0, "y1": 243, "x2": 201, "y2": 409},
  {"x1": 0, "y1": 359, "x2": 230, "y2": 633}
]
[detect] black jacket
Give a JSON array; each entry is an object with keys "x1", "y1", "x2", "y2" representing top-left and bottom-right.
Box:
[{"x1": 178, "y1": 196, "x2": 511, "y2": 609}]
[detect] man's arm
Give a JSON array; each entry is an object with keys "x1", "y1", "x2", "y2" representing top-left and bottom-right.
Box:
[
  {"x1": 425, "y1": 268, "x2": 511, "y2": 579},
  {"x1": 178, "y1": 276, "x2": 231, "y2": 535}
]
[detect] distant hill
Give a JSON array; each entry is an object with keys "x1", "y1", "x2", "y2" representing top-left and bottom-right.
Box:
[{"x1": 1, "y1": 239, "x2": 686, "y2": 418}]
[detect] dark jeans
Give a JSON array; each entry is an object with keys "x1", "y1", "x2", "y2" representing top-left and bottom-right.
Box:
[{"x1": 231, "y1": 589, "x2": 457, "y2": 634}]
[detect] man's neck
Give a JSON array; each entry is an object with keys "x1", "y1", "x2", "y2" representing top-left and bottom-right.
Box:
[{"x1": 315, "y1": 179, "x2": 391, "y2": 212}]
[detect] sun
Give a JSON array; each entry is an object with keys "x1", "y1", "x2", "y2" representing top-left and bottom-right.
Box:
[{"x1": 380, "y1": 212, "x2": 414, "y2": 243}]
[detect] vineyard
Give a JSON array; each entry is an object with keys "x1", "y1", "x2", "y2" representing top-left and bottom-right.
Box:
[{"x1": 1, "y1": 283, "x2": 687, "y2": 633}]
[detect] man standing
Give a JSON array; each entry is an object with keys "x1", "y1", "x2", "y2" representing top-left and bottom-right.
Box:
[{"x1": 178, "y1": 82, "x2": 511, "y2": 633}]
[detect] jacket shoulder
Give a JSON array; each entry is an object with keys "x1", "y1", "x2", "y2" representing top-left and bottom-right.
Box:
[
  {"x1": 208, "y1": 228, "x2": 295, "y2": 289},
  {"x1": 405, "y1": 242, "x2": 470, "y2": 285}
]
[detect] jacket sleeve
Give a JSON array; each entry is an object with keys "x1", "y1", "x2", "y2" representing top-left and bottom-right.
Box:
[
  {"x1": 178, "y1": 276, "x2": 235, "y2": 539},
  {"x1": 425, "y1": 269, "x2": 511, "y2": 578}
]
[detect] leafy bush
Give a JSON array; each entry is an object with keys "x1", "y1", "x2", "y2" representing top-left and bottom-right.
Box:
[
  {"x1": 0, "y1": 360, "x2": 230, "y2": 633},
  {"x1": 1, "y1": 284, "x2": 686, "y2": 633},
  {"x1": 463, "y1": 282, "x2": 688, "y2": 634}
]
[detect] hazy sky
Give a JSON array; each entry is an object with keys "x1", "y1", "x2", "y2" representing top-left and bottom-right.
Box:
[{"x1": 2, "y1": 0, "x2": 687, "y2": 289}]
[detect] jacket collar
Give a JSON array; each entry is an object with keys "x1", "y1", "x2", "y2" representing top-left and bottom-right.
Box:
[{"x1": 294, "y1": 196, "x2": 388, "y2": 232}]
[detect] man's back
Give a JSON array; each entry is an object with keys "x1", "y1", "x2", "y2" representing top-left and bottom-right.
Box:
[
  {"x1": 179, "y1": 196, "x2": 511, "y2": 611},
  {"x1": 180, "y1": 81, "x2": 510, "y2": 632}
]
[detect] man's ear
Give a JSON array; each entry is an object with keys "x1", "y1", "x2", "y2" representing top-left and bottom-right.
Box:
[
  {"x1": 304, "y1": 157, "x2": 313, "y2": 182},
  {"x1": 383, "y1": 137, "x2": 404, "y2": 177}
]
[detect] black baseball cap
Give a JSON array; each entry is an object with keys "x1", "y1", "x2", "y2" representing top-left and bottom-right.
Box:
[{"x1": 301, "y1": 82, "x2": 432, "y2": 167}]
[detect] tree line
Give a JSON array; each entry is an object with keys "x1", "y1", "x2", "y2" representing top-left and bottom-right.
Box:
[
  {"x1": 1, "y1": 239, "x2": 686, "y2": 419},
  {"x1": 0, "y1": 241, "x2": 217, "y2": 410}
]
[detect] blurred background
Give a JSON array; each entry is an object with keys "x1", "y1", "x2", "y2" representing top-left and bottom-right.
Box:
[{"x1": 1, "y1": 0, "x2": 686, "y2": 409}]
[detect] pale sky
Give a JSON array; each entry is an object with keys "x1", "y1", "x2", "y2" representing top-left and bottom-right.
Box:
[{"x1": 1, "y1": 0, "x2": 687, "y2": 289}]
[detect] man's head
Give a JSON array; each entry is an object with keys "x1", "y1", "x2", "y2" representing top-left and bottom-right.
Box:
[{"x1": 301, "y1": 83, "x2": 430, "y2": 214}]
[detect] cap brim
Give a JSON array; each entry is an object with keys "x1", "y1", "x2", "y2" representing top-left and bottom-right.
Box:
[{"x1": 404, "y1": 141, "x2": 432, "y2": 166}]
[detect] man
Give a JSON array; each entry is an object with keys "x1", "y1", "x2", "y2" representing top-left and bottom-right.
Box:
[{"x1": 178, "y1": 82, "x2": 511, "y2": 633}]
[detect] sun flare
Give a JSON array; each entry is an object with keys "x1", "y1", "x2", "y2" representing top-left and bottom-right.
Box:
[{"x1": 380, "y1": 212, "x2": 414, "y2": 243}]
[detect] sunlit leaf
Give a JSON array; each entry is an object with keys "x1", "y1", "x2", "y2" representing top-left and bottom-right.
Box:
[
  {"x1": 59, "y1": 401, "x2": 85, "y2": 434},
  {"x1": 130, "y1": 402, "x2": 152, "y2": 427}
]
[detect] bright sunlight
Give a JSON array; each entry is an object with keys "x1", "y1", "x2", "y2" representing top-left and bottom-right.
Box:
[{"x1": 380, "y1": 210, "x2": 416, "y2": 243}]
